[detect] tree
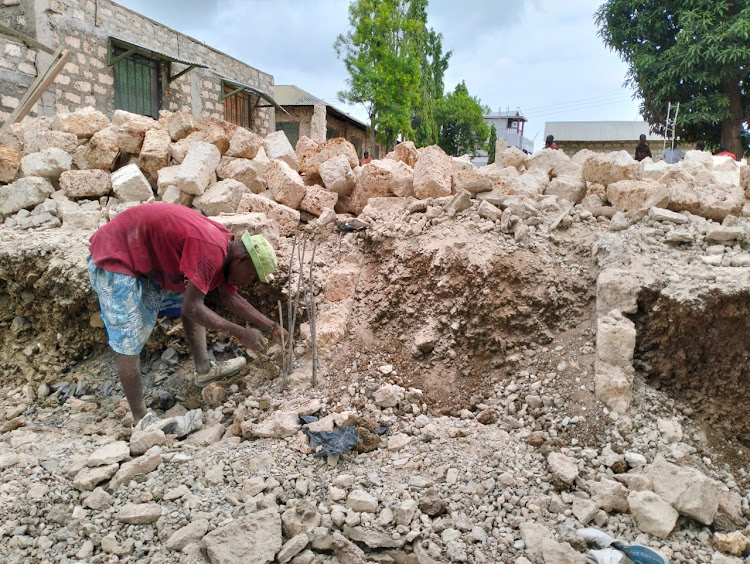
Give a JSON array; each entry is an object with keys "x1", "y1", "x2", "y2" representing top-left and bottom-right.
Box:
[
  {"x1": 435, "y1": 82, "x2": 490, "y2": 157},
  {"x1": 335, "y1": 0, "x2": 426, "y2": 148},
  {"x1": 411, "y1": 26, "x2": 452, "y2": 147},
  {"x1": 487, "y1": 124, "x2": 497, "y2": 165},
  {"x1": 596, "y1": 1, "x2": 750, "y2": 158}
]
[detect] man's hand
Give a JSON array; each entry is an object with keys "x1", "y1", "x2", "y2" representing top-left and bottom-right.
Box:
[
  {"x1": 235, "y1": 327, "x2": 267, "y2": 352},
  {"x1": 271, "y1": 324, "x2": 289, "y2": 347}
]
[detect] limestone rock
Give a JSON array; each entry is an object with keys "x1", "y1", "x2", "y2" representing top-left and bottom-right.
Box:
[
  {"x1": 0, "y1": 177, "x2": 55, "y2": 218},
  {"x1": 85, "y1": 127, "x2": 120, "y2": 170},
  {"x1": 166, "y1": 519, "x2": 210, "y2": 551},
  {"x1": 588, "y1": 478, "x2": 630, "y2": 513},
  {"x1": 547, "y1": 452, "x2": 579, "y2": 487},
  {"x1": 596, "y1": 269, "x2": 641, "y2": 316},
  {"x1": 0, "y1": 145, "x2": 22, "y2": 183},
  {"x1": 479, "y1": 164, "x2": 521, "y2": 194},
  {"x1": 346, "y1": 490, "x2": 378, "y2": 513},
  {"x1": 511, "y1": 168, "x2": 549, "y2": 196},
  {"x1": 496, "y1": 146, "x2": 527, "y2": 170},
  {"x1": 20, "y1": 148, "x2": 72, "y2": 180},
  {"x1": 413, "y1": 145, "x2": 452, "y2": 199},
  {"x1": 87, "y1": 441, "x2": 130, "y2": 467},
  {"x1": 227, "y1": 127, "x2": 263, "y2": 159},
  {"x1": 344, "y1": 525, "x2": 407, "y2": 549},
  {"x1": 167, "y1": 110, "x2": 200, "y2": 141},
  {"x1": 111, "y1": 164, "x2": 153, "y2": 202},
  {"x1": 60, "y1": 169, "x2": 111, "y2": 199},
  {"x1": 193, "y1": 179, "x2": 250, "y2": 216},
  {"x1": 319, "y1": 154, "x2": 355, "y2": 196},
  {"x1": 242, "y1": 411, "x2": 300, "y2": 439},
  {"x1": 277, "y1": 533, "x2": 310, "y2": 564},
  {"x1": 299, "y1": 137, "x2": 358, "y2": 178},
  {"x1": 216, "y1": 155, "x2": 268, "y2": 194},
  {"x1": 647, "y1": 455, "x2": 722, "y2": 525},
  {"x1": 300, "y1": 184, "x2": 338, "y2": 216},
  {"x1": 109, "y1": 450, "x2": 162, "y2": 490},
  {"x1": 139, "y1": 128, "x2": 171, "y2": 177},
  {"x1": 210, "y1": 212, "x2": 280, "y2": 245},
  {"x1": 117, "y1": 503, "x2": 162, "y2": 525},
  {"x1": 741, "y1": 165, "x2": 750, "y2": 199},
  {"x1": 541, "y1": 538, "x2": 589, "y2": 564},
  {"x1": 24, "y1": 129, "x2": 78, "y2": 154},
  {"x1": 73, "y1": 463, "x2": 119, "y2": 491},
  {"x1": 393, "y1": 140, "x2": 419, "y2": 167},
  {"x1": 325, "y1": 265, "x2": 358, "y2": 302},
  {"x1": 112, "y1": 110, "x2": 157, "y2": 153},
  {"x1": 526, "y1": 148, "x2": 581, "y2": 178},
  {"x1": 130, "y1": 429, "x2": 167, "y2": 456},
  {"x1": 349, "y1": 162, "x2": 396, "y2": 215},
  {"x1": 595, "y1": 311, "x2": 636, "y2": 414},
  {"x1": 545, "y1": 176, "x2": 587, "y2": 204},
  {"x1": 161, "y1": 186, "x2": 193, "y2": 206},
  {"x1": 266, "y1": 160, "x2": 306, "y2": 209},
  {"x1": 582, "y1": 150, "x2": 643, "y2": 186},
  {"x1": 628, "y1": 490, "x2": 679, "y2": 538},
  {"x1": 264, "y1": 130, "x2": 300, "y2": 171},
  {"x1": 62, "y1": 208, "x2": 102, "y2": 230},
  {"x1": 316, "y1": 300, "x2": 350, "y2": 357},
  {"x1": 171, "y1": 124, "x2": 231, "y2": 161},
  {"x1": 281, "y1": 501, "x2": 321, "y2": 537},
  {"x1": 519, "y1": 522, "x2": 553, "y2": 558},
  {"x1": 172, "y1": 142, "x2": 222, "y2": 196},
  {"x1": 453, "y1": 169, "x2": 492, "y2": 196},
  {"x1": 50, "y1": 106, "x2": 109, "y2": 138},
  {"x1": 237, "y1": 193, "x2": 300, "y2": 237},
  {"x1": 713, "y1": 532, "x2": 749, "y2": 557},
  {"x1": 606, "y1": 179, "x2": 669, "y2": 212}
]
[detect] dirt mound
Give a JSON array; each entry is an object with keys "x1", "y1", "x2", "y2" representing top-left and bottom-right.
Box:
[{"x1": 332, "y1": 221, "x2": 596, "y2": 411}]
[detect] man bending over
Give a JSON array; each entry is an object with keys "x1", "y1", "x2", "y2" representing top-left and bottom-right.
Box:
[{"x1": 88, "y1": 202, "x2": 286, "y2": 427}]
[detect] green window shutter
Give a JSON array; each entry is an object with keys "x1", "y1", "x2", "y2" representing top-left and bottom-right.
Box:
[
  {"x1": 276, "y1": 123, "x2": 299, "y2": 148},
  {"x1": 113, "y1": 51, "x2": 160, "y2": 119}
]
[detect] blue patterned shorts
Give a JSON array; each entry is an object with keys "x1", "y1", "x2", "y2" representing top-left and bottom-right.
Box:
[{"x1": 87, "y1": 256, "x2": 184, "y2": 356}]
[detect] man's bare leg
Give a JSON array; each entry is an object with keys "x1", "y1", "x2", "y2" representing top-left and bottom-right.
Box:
[
  {"x1": 116, "y1": 354, "x2": 147, "y2": 423},
  {"x1": 183, "y1": 315, "x2": 210, "y2": 374}
]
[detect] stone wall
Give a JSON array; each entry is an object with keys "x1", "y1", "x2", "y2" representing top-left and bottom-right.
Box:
[
  {"x1": 558, "y1": 140, "x2": 666, "y2": 161},
  {"x1": 276, "y1": 106, "x2": 313, "y2": 142},
  {"x1": 0, "y1": 0, "x2": 274, "y2": 134}
]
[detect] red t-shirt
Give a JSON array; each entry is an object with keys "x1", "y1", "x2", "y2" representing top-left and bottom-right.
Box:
[{"x1": 90, "y1": 203, "x2": 237, "y2": 295}]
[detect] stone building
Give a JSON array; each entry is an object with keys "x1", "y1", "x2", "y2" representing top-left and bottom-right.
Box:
[
  {"x1": 0, "y1": 0, "x2": 280, "y2": 135},
  {"x1": 272, "y1": 84, "x2": 383, "y2": 159},
  {"x1": 544, "y1": 121, "x2": 667, "y2": 160}
]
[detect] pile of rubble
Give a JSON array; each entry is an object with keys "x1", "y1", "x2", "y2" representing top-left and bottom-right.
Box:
[{"x1": 1, "y1": 107, "x2": 750, "y2": 564}]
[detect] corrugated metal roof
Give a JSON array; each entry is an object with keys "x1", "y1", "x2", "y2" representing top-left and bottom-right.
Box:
[
  {"x1": 109, "y1": 37, "x2": 207, "y2": 69},
  {"x1": 221, "y1": 78, "x2": 288, "y2": 115},
  {"x1": 545, "y1": 121, "x2": 664, "y2": 142},
  {"x1": 272, "y1": 85, "x2": 369, "y2": 129}
]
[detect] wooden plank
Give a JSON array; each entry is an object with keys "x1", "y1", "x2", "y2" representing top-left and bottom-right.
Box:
[
  {"x1": 0, "y1": 23, "x2": 55, "y2": 55},
  {"x1": 0, "y1": 46, "x2": 70, "y2": 135},
  {"x1": 169, "y1": 64, "x2": 196, "y2": 83}
]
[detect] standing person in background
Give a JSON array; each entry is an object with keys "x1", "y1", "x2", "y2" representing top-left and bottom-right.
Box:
[
  {"x1": 634, "y1": 134, "x2": 652, "y2": 161},
  {"x1": 544, "y1": 135, "x2": 558, "y2": 149},
  {"x1": 662, "y1": 143, "x2": 685, "y2": 164},
  {"x1": 359, "y1": 150, "x2": 372, "y2": 165},
  {"x1": 716, "y1": 146, "x2": 737, "y2": 160}
]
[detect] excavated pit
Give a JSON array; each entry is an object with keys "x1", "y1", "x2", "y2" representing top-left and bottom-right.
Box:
[
  {"x1": 632, "y1": 288, "x2": 750, "y2": 473},
  {"x1": 329, "y1": 225, "x2": 597, "y2": 412}
]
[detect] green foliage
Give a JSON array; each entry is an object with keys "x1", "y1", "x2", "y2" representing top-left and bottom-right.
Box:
[
  {"x1": 335, "y1": 0, "x2": 451, "y2": 149},
  {"x1": 487, "y1": 124, "x2": 497, "y2": 165},
  {"x1": 596, "y1": 1, "x2": 750, "y2": 157},
  {"x1": 435, "y1": 82, "x2": 490, "y2": 157}
]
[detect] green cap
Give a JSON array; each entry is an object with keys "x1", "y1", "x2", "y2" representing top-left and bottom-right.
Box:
[{"x1": 240, "y1": 232, "x2": 277, "y2": 283}]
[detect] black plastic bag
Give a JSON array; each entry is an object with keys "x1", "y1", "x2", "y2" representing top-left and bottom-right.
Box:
[{"x1": 302, "y1": 426, "x2": 362, "y2": 457}]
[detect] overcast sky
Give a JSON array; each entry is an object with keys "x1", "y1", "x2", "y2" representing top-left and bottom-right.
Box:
[{"x1": 116, "y1": 0, "x2": 642, "y2": 147}]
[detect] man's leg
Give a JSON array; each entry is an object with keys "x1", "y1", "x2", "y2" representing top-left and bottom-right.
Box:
[
  {"x1": 116, "y1": 354, "x2": 147, "y2": 423},
  {"x1": 182, "y1": 315, "x2": 210, "y2": 374}
]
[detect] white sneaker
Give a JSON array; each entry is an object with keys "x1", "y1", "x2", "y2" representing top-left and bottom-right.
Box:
[
  {"x1": 194, "y1": 358, "x2": 246, "y2": 388},
  {"x1": 132, "y1": 409, "x2": 177, "y2": 435}
]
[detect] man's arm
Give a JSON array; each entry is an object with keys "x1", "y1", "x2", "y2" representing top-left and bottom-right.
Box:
[
  {"x1": 182, "y1": 281, "x2": 264, "y2": 350},
  {"x1": 219, "y1": 287, "x2": 287, "y2": 345}
]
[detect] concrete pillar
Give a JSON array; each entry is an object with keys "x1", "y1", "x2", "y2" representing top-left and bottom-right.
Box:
[{"x1": 310, "y1": 103, "x2": 326, "y2": 143}]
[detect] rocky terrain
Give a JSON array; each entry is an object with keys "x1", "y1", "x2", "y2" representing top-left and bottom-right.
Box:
[{"x1": 0, "y1": 107, "x2": 749, "y2": 563}]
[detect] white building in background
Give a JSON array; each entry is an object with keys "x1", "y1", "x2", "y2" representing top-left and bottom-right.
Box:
[{"x1": 473, "y1": 109, "x2": 535, "y2": 166}]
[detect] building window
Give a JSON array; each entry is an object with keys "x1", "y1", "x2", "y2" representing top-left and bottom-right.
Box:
[
  {"x1": 326, "y1": 127, "x2": 339, "y2": 140},
  {"x1": 224, "y1": 85, "x2": 254, "y2": 129},
  {"x1": 112, "y1": 48, "x2": 161, "y2": 119},
  {"x1": 276, "y1": 123, "x2": 299, "y2": 148}
]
